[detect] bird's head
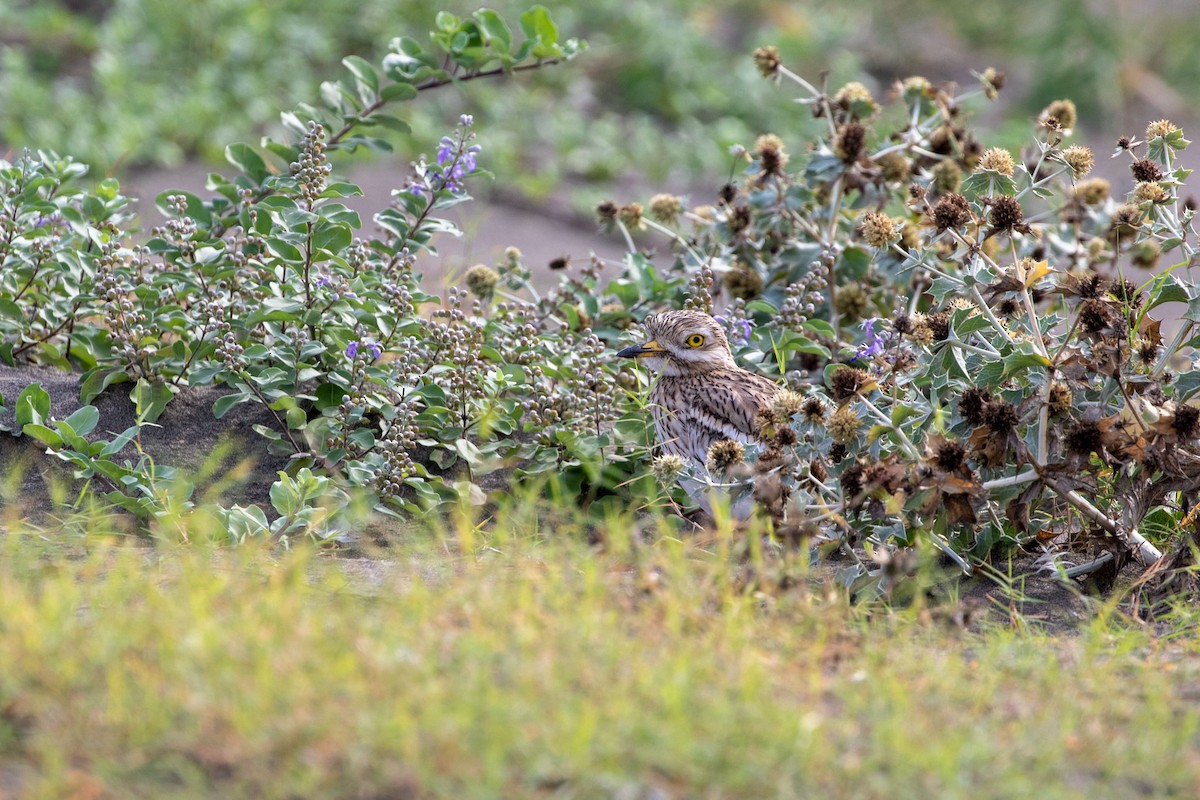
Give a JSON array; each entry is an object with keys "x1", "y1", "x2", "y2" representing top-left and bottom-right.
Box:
[{"x1": 616, "y1": 310, "x2": 737, "y2": 376}]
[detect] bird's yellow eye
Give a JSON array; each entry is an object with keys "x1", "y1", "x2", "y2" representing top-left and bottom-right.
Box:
[{"x1": 686, "y1": 334, "x2": 705, "y2": 348}]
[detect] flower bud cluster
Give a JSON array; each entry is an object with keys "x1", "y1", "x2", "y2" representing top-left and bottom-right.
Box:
[
  {"x1": 375, "y1": 401, "x2": 422, "y2": 497},
  {"x1": 429, "y1": 287, "x2": 488, "y2": 414},
  {"x1": 683, "y1": 264, "x2": 715, "y2": 314},
  {"x1": 779, "y1": 269, "x2": 829, "y2": 330},
  {"x1": 94, "y1": 241, "x2": 154, "y2": 376},
  {"x1": 291, "y1": 122, "x2": 331, "y2": 206},
  {"x1": 565, "y1": 331, "x2": 623, "y2": 435},
  {"x1": 493, "y1": 300, "x2": 542, "y2": 366},
  {"x1": 154, "y1": 194, "x2": 199, "y2": 257}
]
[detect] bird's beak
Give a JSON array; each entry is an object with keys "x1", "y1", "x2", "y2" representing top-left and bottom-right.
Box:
[{"x1": 616, "y1": 339, "x2": 667, "y2": 359}]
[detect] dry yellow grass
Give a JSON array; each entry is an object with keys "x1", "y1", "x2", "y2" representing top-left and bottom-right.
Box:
[{"x1": 0, "y1": 506, "x2": 1197, "y2": 798}]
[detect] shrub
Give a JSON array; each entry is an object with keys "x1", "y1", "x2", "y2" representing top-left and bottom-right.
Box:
[
  {"x1": 4, "y1": 10, "x2": 1200, "y2": 588},
  {"x1": 608, "y1": 62, "x2": 1200, "y2": 581},
  {"x1": 2, "y1": 7, "x2": 629, "y2": 532}
]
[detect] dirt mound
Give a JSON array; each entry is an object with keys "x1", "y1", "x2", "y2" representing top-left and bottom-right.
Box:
[{"x1": 0, "y1": 364, "x2": 290, "y2": 522}]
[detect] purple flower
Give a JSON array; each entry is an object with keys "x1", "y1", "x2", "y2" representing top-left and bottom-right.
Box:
[
  {"x1": 462, "y1": 145, "x2": 480, "y2": 173},
  {"x1": 316, "y1": 275, "x2": 332, "y2": 288},
  {"x1": 345, "y1": 340, "x2": 382, "y2": 361},
  {"x1": 436, "y1": 136, "x2": 455, "y2": 166},
  {"x1": 410, "y1": 131, "x2": 481, "y2": 198},
  {"x1": 714, "y1": 315, "x2": 754, "y2": 345},
  {"x1": 853, "y1": 318, "x2": 885, "y2": 362},
  {"x1": 459, "y1": 114, "x2": 474, "y2": 127},
  {"x1": 732, "y1": 318, "x2": 753, "y2": 343}
]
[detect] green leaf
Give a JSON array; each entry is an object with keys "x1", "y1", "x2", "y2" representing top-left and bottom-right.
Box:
[
  {"x1": 342, "y1": 54, "x2": 379, "y2": 94},
  {"x1": 745, "y1": 299, "x2": 779, "y2": 315},
  {"x1": 226, "y1": 143, "x2": 268, "y2": 183},
  {"x1": 53, "y1": 419, "x2": 89, "y2": 452},
  {"x1": 285, "y1": 406, "x2": 307, "y2": 430},
  {"x1": 802, "y1": 319, "x2": 836, "y2": 341},
  {"x1": 347, "y1": 428, "x2": 375, "y2": 451},
  {"x1": 312, "y1": 221, "x2": 353, "y2": 254},
  {"x1": 319, "y1": 184, "x2": 365, "y2": 202},
  {"x1": 1145, "y1": 270, "x2": 1192, "y2": 312},
  {"x1": 251, "y1": 423, "x2": 283, "y2": 443},
  {"x1": 416, "y1": 383, "x2": 448, "y2": 406},
  {"x1": 100, "y1": 426, "x2": 140, "y2": 457},
  {"x1": 334, "y1": 135, "x2": 394, "y2": 154},
  {"x1": 0, "y1": 299, "x2": 24, "y2": 330},
  {"x1": 866, "y1": 424, "x2": 892, "y2": 445},
  {"x1": 928, "y1": 275, "x2": 963, "y2": 304},
  {"x1": 367, "y1": 114, "x2": 412, "y2": 135},
  {"x1": 315, "y1": 383, "x2": 346, "y2": 411},
  {"x1": 960, "y1": 169, "x2": 1017, "y2": 199},
  {"x1": 382, "y1": 37, "x2": 437, "y2": 82},
  {"x1": 1147, "y1": 129, "x2": 1190, "y2": 162},
  {"x1": 1001, "y1": 350, "x2": 1052, "y2": 378},
  {"x1": 95, "y1": 176, "x2": 121, "y2": 201},
  {"x1": 64, "y1": 405, "x2": 100, "y2": 437},
  {"x1": 270, "y1": 475, "x2": 300, "y2": 517},
  {"x1": 952, "y1": 310, "x2": 993, "y2": 337},
  {"x1": 782, "y1": 336, "x2": 830, "y2": 359},
  {"x1": 213, "y1": 392, "x2": 250, "y2": 419},
  {"x1": 974, "y1": 359, "x2": 1005, "y2": 389},
  {"x1": 454, "y1": 438, "x2": 484, "y2": 469},
  {"x1": 837, "y1": 246, "x2": 871, "y2": 279},
  {"x1": 474, "y1": 9, "x2": 513, "y2": 52},
  {"x1": 22, "y1": 423, "x2": 62, "y2": 447},
  {"x1": 1173, "y1": 369, "x2": 1200, "y2": 401},
  {"x1": 15, "y1": 383, "x2": 50, "y2": 427},
  {"x1": 449, "y1": 31, "x2": 472, "y2": 55},
  {"x1": 520, "y1": 5, "x2": 559, "y2": 55},
  {"x1": 430, "y1": 448, "x2": 458, "y2": 470},
  {"x1": 380, "y1": 83, "x2": 418, "y2": 103},
  {"x1": 131, "y1": 379, "x2": 175, "y2": 424},
  {"x1": 891, "y1": 404, "x2": 921, "y2": 427},
  {"x1": 929, "y1": 344, "x2": 970, "y2": 385},
  {"x1": 265, "y1": 237, "x2": 304, "y2": 263}
]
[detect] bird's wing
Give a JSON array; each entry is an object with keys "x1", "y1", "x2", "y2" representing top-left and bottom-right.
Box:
[{"x1": 661, "y1": 372, "x2": 778, "y2": 464}]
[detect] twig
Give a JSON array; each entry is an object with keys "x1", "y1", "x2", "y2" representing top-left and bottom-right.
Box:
[
  {"x1": 1061, "y1": 552, "x2": 1114, "y2": 580},
  {"x1": 982, "y1": 469, "x2": 1039, "y2": 491},
  {"x1": 1040, "y1": 475, "x2": 1162, "y2": 564},
  {"x1": 928, "y1": 531, "x2": 973, "y2": 574}
]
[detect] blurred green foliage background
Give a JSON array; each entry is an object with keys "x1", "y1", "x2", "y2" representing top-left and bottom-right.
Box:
[{"x1": 2, "y1": 0, "x2": 1198, "y2": 207}]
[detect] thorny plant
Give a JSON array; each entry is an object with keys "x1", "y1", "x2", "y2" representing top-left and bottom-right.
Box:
[{"x1": 605, "y1": 51, "x2": 1200, "y2": 585}]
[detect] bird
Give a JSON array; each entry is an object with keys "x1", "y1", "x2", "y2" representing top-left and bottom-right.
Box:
[{"x1": 616, "y1": 309, "x2": 780, "y2": 514}]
